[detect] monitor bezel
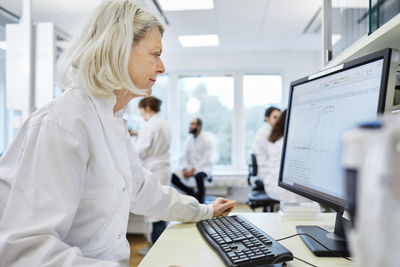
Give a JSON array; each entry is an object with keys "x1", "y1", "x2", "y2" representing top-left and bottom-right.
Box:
[{"x1": 278, "y1": 48, "x2": 394, "y2": 211}]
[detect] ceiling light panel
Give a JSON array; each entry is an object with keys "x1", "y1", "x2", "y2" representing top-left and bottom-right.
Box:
[
  {"x1": 158, "y1": 0, "x2": 214, "y2": 11},
  {"x1": 178, "y1": 34, "x2": 219, "y2": 47}
]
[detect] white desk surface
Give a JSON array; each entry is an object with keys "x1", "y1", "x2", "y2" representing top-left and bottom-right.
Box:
[{"x1": 139, "y1": 212, "x2": 353, "y2": 267}]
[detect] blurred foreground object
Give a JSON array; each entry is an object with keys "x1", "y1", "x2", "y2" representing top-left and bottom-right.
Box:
[{"x1": 342, "y1": 114, "x2": 400, "y2": 266}]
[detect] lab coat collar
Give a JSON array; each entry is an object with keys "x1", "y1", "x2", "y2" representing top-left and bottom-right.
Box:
[
  {"x1": 87, "y1": 93, "x2": 129, "y2": 121},
  {"x1": 194, "y1": 131, "x2": 203, "y2": 139},
  {"x1": 264, "y1": 121, "x2": 272, "y2": 127},
  {"x1": 68, "y1": 67, "x2": 126, "y2": 119},
  {"x1": 148, "y1": 113, "x2": 160, "y2": 122},
  {"x1": 89, "y1": 94, "x2": 117, "y2": 118}
]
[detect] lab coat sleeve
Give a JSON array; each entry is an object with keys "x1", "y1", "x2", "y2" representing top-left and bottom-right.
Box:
[
  {"x1": 130, "y1": 169, "x2": 214, "y2": 222},
  {"x1": 0, "y1": 120, "x2": 118, "y2": 267},
  {"x1": 128, "y1": 143, "x2": 213, "y2": 222},
  {"x1": 136, "y1": 125, "x2": 153, "y2": 160},
  {"x1": 195, "y1": 137, "x2": 213, "y2": 173}
]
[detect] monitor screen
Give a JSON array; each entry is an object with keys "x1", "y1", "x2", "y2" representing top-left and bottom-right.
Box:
[
  {"x1": 280, "y1": 57, "x2": 386, "y2": 207},
  {"x1": 277, "y1": 48, "x2": 398, "y2": 257}
]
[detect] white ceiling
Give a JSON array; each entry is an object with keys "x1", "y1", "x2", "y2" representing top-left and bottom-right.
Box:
[{"x1": 0, "y1": 0, "x2": 322, "y2": 53}]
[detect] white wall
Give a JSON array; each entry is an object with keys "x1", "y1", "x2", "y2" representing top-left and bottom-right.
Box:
[
  {"x1": 162, "y1": 50, "x2": 322, "y2": 106},
  {"x1": 0, "y1": 50, "x2": 5, "y2": 153}
]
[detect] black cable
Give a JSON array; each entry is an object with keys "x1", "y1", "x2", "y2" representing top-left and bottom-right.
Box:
[
  {"x1": 293, "y1": 256, "x2": 318, "y2": 267},
  {"x1": 276, "y1": 233, "x2": 353, "y2": 261},
  {"x1": 270, "y1": 250, "x2": 317, "y2": 267}
]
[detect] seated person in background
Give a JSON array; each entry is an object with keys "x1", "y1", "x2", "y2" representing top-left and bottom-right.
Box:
[
  {"x1": 128, "y1": 128, "x2": 137, "y2": 137},
  {"x1": 259, "y1": 110, "x2": 307, "y2": 203},
  {"x1": 136, "y1": 96, "x2": 171, "y2": 250},
  {"x1": 171, "y1": 118, "x2": 212, "y2": 204},
  {"x1": 252, "y1": 106, "x2": 281, "y2": 175}
]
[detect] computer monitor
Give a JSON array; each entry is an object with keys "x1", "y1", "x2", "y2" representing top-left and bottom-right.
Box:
[{"x1": 278, "y1": 48, "x2": 399, "y2": 257}]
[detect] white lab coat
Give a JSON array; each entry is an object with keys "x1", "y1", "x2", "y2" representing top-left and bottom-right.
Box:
[
  {"x1": 136, "y1": 114, "x2": 171, "y2": 186},
  {"x1": 181, "y1": 132, "x2": 213, "y2": 177},
  {"x1": 0, "y1": 88, "x2": 213, "y2": 267},
  {"x1": 252, "y1": 122, "x2": 272, "y2": 176},
  {"x1": 259, "y1": 138, "x2": 308, "y2": 203}
]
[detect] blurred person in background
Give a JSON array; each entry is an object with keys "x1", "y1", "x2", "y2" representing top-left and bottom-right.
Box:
[
  {"x1": 136, "y1": 96, "x2": 170, "y2": 254},
  {"x1": 259, "y1": 110, "x2": 307, "y2": 202},
  {"x1": 171, "y1": 118, "x2": 213, "y2": 204},
  {"x1": 252, "y1": 106, "x2": 281, "y2": 180}
]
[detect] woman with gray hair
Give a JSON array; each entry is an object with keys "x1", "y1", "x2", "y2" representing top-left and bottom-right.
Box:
[{"x1": 0, "y1": 1, "x2": 236, "y2": 266}]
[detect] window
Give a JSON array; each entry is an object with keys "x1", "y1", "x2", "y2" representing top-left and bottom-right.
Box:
[
  {"x1": 0, "y1": 10, "x2": 18, "y2": 154},
  {"x1": 0, "y1": 43, "x2": 5, "y2": 154},
  {"x1": 243, "y1": 75, "x2": 282, "y2": 160},
  {"x1": 126, "y1": 74, "x2": 169, "y2": 138},
  {"x1": 178, "y1": 76, "x2": 234, "y2": 166},
  {"x1": 152, "y1": 74, "x2": 169, "y2": 120}
]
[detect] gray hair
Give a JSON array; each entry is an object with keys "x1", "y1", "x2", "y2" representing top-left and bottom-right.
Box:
[{"x1": 57, "y1": 0, "x2": 164, "y2": 97}]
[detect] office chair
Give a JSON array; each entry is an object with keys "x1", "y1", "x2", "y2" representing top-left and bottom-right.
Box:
[{"x1": 247, "y1": 153, "x2": 280, "y2": 212}]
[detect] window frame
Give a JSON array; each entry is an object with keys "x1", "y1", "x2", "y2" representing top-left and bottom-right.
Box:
[
  {"x1": 177, "y1": 74, "x2": 235, "y2": 168},
  {"x1": 242, "y1": 74, "x2": 283, "y2": 162},
  {"x1": 0, "y1": 8, "x2": 19, "y2": 154},
  {"x1": 166, "y1": 71, "x2": 284, "y2": 172}
]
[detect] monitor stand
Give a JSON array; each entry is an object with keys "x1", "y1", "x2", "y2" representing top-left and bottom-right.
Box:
[{"x1": 296, "y1": 210, "x2": 350, "y2": 257}]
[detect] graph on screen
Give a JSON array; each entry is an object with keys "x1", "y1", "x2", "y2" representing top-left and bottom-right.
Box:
[{"x1": 292, "y1": 104, "x2": 334, "y2": 154}]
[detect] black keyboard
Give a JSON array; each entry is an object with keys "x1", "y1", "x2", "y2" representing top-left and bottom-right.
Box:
[{"x1": 196, "y1": 215, "x2": 293, "y2": 267}]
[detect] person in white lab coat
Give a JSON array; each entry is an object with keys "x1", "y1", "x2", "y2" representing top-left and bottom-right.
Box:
[
  {"x1": 136, "y1": 96, "x2": 170, "y2": 247},
  {"x1": 137, "y1": 96, "x2": 171, "y2": 186},
  {"x1": 252, "y1": 106, "x2": 281, "y2": 178},
  {"x1": 258, "y1": 110, "x2": 306, "y2": 202},
  {"x1": 0, "y1": 1, "x2": 236, "y2": 266},
  {"x1": 171, "y1": 118, "x2": 213, "y2": 204}
]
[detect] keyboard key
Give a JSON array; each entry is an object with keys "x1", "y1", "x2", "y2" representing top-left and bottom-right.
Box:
[
  {"x1": 223, "y1": 237, "x2": 232, "y2": 243},
  {"x1": 233, "y1": 257, "x2": 249, "y2": 264},
  {"x1": 250, "y1": 254, "x2": 266, "y2": 260},
  {"x1": 227, "y1": 252, "x2": 236, "y2": 258},
  {"x1": 204, "y1": 225, "x2": 216, "y2": 235}
]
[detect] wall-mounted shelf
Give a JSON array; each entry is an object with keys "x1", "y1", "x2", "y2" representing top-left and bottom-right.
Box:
[{"x1": 325, "y1": 13, "x2": 400, "y2": 69}]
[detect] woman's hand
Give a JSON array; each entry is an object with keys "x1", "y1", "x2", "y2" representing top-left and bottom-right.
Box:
[{"x1": 212, "y1": 197, "x2": 236, "y2": 218}]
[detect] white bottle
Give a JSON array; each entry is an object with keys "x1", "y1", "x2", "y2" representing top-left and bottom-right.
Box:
[{"x1": 342, "y1": 115, "x2": 400, "y2": 267}]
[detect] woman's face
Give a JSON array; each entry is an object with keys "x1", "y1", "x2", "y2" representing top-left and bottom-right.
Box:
[
  {"x1": 128, "y1": 26, "x2": 165, "y2": 95},
  {"x1": 267, "y1": 110, "x2": 281, "y2": 127}
]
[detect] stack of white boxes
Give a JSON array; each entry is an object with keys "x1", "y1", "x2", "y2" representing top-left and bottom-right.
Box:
[{"x1": 278, "y1": 202, "x2": 321, "y2": 219}]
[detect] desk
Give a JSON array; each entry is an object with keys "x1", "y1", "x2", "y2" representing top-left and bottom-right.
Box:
[{"x1": 139, "y1": 212, "x2": 352, "y2": 267}]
